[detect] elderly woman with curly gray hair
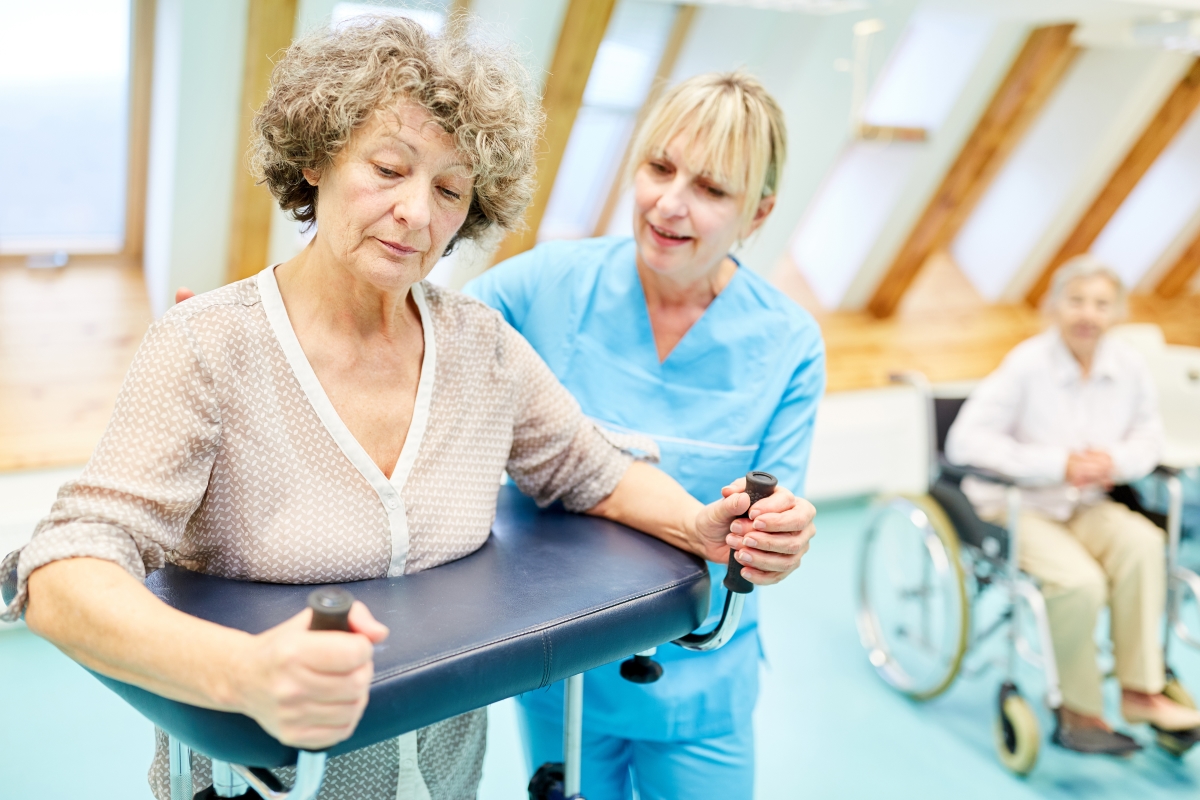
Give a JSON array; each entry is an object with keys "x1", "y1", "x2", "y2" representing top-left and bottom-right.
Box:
[{"x1": 3, "y1": 16, "x2": 817, "y2": 800}]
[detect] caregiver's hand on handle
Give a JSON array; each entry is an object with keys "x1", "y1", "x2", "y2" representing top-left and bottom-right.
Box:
[
  {"x1": 589, "y1": 460, "x2": 815, "y2": 588},
  {"x1": 234, "y1": 591, "x2": 387, "y2": 751},
  {"x1": 707, "y1": 473, "x2": 815, "y2": 587},
  {"x1": 723, "y1": 472, "x2": 777, "y2": 593}
]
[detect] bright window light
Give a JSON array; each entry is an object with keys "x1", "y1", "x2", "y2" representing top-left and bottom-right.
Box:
[
  {"x1": 538, "y1": 1, "x2": 676, "y2": 241},
  {"x1": 332, "y1": 2, "x2": 444, "y2": 34},
  {"x1": 1092, "y1": 106, "x2": 1200, "y2": 287},
  {"x1": 584, "y1": 41, "x2": 657, "y2": 110},
  {"x1": 862, "y1": 10, "x2": 994, "y2": 132},
  {"x1": 790, "y1": 142, "x2": 922, "y2": 308},
  {"x1": 952, "y1": 49, "x2": 1160, "y2": 301},
  {"x1": 0, "y1": 0, "x2": 129, "y2": 85},
  {"x1": 540, "y1": 109, "x2": 637, "y2": 240},
  {"x1": 0, "y1": 0, "x2": 131, "y2": 252}
]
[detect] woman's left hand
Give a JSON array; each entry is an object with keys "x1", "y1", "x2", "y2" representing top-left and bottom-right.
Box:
[{"x1": 692, "y1": 477, "x2": 816, "y2": 586}]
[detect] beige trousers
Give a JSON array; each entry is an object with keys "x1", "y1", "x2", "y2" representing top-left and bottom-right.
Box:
[{"x1": 1017, "y1": 501, "x2": 1166, "y2": 717}]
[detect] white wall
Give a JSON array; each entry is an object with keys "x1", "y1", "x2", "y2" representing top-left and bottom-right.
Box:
[
  {"x1": 804, "y1": 386, "x2": 931, "y2": 502},
  {"x1": 143, "y1": 0, "x2": 249, "y2": 317}
]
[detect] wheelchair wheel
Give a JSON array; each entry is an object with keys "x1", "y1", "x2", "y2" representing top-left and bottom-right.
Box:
[
  {"x1": 995, "y1": 690, "x2": 1040, "y2": 775},
  {"x1": 857, "y1": 495, "x2": 970, "y2": 700}
]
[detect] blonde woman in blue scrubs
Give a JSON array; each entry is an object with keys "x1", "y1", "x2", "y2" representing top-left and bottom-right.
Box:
[{"x1": 465, "y1": 72, "x2": 825, "y2": 800}]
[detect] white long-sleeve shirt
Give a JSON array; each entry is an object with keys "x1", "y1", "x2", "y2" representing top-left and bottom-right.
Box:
[{"x1": 946, "y1": 329, "x2": 1163, "y2": 521}]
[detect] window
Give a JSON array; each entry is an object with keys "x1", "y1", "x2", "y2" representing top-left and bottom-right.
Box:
[
  {"x1": 791, "y1": 142, "x2": 922, "y2": 307},
  {"x1": 537, "y1": 1, "x2": 678, "y2": 241},
  {"x1": 0, "y1": 0, "x2": 131, "y2": 253},
  {"x1": 952, "y1": 48, "x2": 1165, "y2": 300},
  {"x1": 1091, "y1": 104, "x2": 1200, "y2": 288},
  {"x1": 861, "y1": 10, "x2": 993, "y2": 131},
  {"x1": 788, "y1": 9, "x2": 993, "y2": 307}
]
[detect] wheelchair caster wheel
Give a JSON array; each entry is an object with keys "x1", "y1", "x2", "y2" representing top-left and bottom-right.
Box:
[
  {"x1": 1164, "y1": 677, "x2": 1196, "y2": 710},
  {"x1": 995, "y1": 686, "x2": 1040, "y2": 775}
]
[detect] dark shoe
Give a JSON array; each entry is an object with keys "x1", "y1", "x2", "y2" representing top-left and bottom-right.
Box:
[
  {"x1": 1052, "y1": 723, "x2": 1142, "y2": 756},
  {"x1": 1153, "y1": 725, "x2": 1200, "y2": 746}
]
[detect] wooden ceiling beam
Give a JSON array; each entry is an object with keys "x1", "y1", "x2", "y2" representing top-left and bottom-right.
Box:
[
  {"x1": 491, "y1": 0, "x2": 620, "y2": 264},
  {"x1": 226, "y1": 0, "x2": 298, "y2": 284},
  {"x1": 121, "y1": 0, "x2": 157, "y2": 261},
  {"x1": 592, "y1": 4, "x2": 697, "y2": 238},
  {"x1": 1024, "y1": 58, "x2": 1200, "y2": 305},
  {"x1": 865, "y1": 24, "x2": 1078, "y2": 319},
  {"x1": 1156, "y1": 225, "x2": 1200, "y2": 298}
]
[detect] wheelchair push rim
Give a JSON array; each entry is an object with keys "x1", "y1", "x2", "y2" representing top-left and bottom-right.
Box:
[{"x1": 857, "y1": 495, "x2": 970, "y2": 701}]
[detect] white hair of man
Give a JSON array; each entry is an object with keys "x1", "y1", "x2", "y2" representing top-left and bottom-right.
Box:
[{"x1": 1045, "y1": 253, "x2": 1128, "y2": 316}]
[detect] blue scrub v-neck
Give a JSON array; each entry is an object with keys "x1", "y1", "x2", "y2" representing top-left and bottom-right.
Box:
[{"x1": 625, "y1": 251, "x2": 743, "y2": 373}]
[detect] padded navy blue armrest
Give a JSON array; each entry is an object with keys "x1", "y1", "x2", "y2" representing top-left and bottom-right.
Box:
[{"x1": 76, "y1": 485, "x2": 709, "y2": 768}]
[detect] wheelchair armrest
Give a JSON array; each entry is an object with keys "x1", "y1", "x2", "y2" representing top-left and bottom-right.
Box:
[{"x1": 938, "y1": 458, "x2": 1019, "y2": 487}]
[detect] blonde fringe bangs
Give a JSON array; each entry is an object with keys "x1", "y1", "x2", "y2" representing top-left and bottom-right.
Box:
[{"x1": 629, "y1": 71, "x2": 786, "y2": 224}]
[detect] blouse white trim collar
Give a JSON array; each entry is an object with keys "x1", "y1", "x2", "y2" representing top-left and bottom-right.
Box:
[{"x1": 256, "y1": 265, "x2": 436, "y2": 577}]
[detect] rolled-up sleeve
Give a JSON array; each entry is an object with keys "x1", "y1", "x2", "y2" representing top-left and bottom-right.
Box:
[
  {"x1": 499, "y1": 323, "x2": 632, "y2": 512},
  {"x1": 2, "y1": 313, "x2": 221, "y2": 621}
]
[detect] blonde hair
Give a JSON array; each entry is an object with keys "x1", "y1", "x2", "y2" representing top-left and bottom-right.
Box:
[
  {"x1": 1046, "y1": 253, "x2": 1127, "y2": 316},
  {"x1": 252, "y1": 14, "x2": 543, "y2": 252},
  {"x1": 628, "y1": 71, "x2": 787, "y2": 225}
]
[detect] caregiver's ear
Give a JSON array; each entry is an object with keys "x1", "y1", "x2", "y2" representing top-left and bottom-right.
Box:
[
  {"x1": 302, "y1": 168, "x2": 321, "y2": 186},
  {"x1": 742, "y1": 194, "x2": 777, "y2": 238}
]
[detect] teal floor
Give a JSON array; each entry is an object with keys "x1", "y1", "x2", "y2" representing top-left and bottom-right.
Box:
[{"x1": 3, "y1": 497, "x2": 1200, "y2": 799}]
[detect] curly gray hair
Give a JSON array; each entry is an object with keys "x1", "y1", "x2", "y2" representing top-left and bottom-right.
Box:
[{"x1": 251, "y1": 14, "x2": 543, "y2": 252}]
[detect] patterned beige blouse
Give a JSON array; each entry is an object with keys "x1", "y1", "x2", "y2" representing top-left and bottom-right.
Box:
[{"x1": 2, "y1": 266, "x2": 633, "y2": 800}]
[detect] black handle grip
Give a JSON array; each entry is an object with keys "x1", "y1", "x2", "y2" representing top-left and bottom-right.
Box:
[
  {"x1": 307, "y1": 587, "x2": 354, "y2": 632},
  {"x1": 724, "y1": 471, "x2": 778, "y2": 594}
]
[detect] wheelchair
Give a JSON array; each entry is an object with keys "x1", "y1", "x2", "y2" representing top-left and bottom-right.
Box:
[{"x1": 856, "y1": 372, "x2": 1200, "y2": 775}]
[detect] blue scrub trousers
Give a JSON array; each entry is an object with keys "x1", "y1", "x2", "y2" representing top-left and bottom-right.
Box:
[{"x1": 521, "y1": 710, "x2": 755, "y2": 800}]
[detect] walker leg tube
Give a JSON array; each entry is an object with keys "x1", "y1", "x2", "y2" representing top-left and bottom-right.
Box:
[
  {"x1": 229, "y1": 751, "x2": 328, "y2": 800},
  {"x1": 169, "y1": 735, "x2": 193, "y2": 800},
  {"x1": 1166, "y1": 474, "x2": 1184, "y2": 659},
  {"x1": 563, "y1": 673, "x2": 584, "y2": 799},
  {"x1": 1005, "y1": 486, "x2": 1021, "y2": 682},
  {"x1": 211, "y1": 759, "x2": 250, "y2": 797}
]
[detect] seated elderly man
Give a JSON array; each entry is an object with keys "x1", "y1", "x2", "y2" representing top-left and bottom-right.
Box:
[{"x1": 946, "y1": 254, "x2": 1200, "y2": 755}]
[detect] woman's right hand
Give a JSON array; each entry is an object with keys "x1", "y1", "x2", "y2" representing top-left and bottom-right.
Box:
[{"x1": 235, "y1": 601, "x2": 389, "y2": 750}]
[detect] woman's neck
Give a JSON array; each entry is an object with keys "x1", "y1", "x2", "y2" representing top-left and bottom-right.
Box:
[
  {"x1": 636, "y1": 254, "x2": 738, "y2": 362},
  {"x1": 276, "y1": 237, "x2": 422, "y2": 342},
  {"x1": 637, "y1": 255, "x2": 738, "y2": 311}
]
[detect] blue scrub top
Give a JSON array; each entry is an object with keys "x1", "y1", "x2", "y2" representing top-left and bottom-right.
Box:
[{"x1": 464, "y1": 237, "x2": 825, "y2": 741}]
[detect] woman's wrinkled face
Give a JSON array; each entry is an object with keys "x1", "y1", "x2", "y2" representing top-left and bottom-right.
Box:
[
  {"x1": 1053, "y1": 275, "x2": 1121, "y2": 355},
  {"x1": 632, "y1": 134, "x2": 768, "y2": 281},
  {"x1": 304, "y1": 102, "x2": 473, "y2": 291}
]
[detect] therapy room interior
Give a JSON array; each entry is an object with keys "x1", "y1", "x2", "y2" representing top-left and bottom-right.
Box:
[{"x1": 2, "y1": 0, "x2": 1200, "y2": 798}]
